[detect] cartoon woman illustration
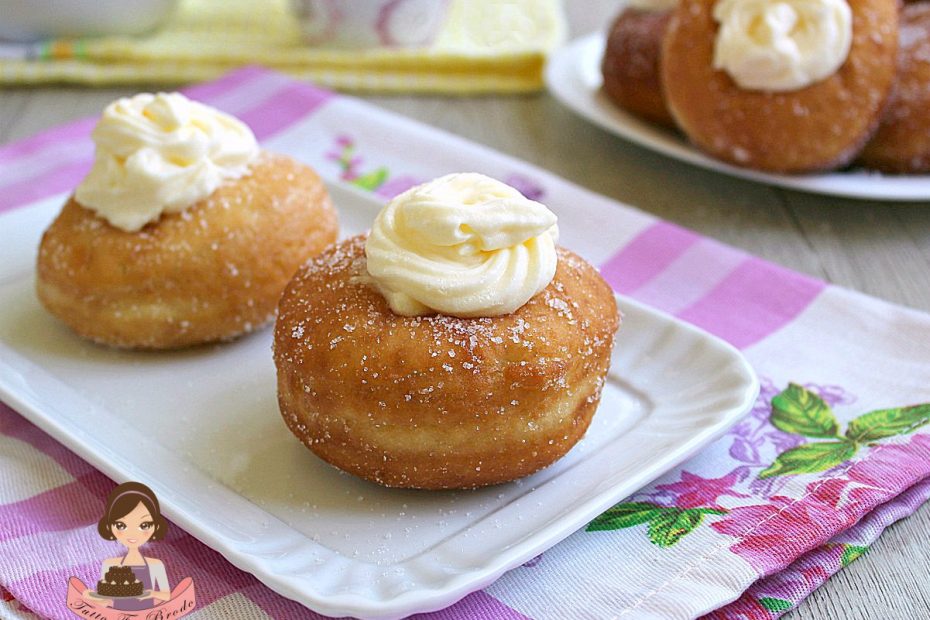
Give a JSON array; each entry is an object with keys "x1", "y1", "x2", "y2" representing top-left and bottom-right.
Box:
[{"x1": 82, "y1": 482, "x2": 171, "y2": 611}]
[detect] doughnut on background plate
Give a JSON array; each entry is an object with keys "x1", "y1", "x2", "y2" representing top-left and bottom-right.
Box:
[
  {"x1": 859, "y1": 2, "x2": 930, "y2": 173},
  {"x1": 661, "y1": 0, "x2": 898, "y2": 173},
  {"x1": 601, "y1": 8, "x2": 675, "y2": 127},
  {"x1": 546, "y1": 32, "x2": 930, "y2": 201}
]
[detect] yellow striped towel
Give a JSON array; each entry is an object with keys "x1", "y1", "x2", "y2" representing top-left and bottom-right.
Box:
[{"x1": 0, "y1": 0, "x2": 566, "y2": 93}]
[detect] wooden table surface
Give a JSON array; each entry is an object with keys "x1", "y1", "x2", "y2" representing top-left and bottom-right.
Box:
[{"x1": 2, "y1": 1, "x2": 929, "y2": 618}]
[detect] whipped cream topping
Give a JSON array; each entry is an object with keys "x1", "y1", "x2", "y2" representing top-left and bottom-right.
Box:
[
  {"x1": 626, "y1": 0, "x2": 678, "y2": 12},
  {"x1": 711, "y1": 0, "x2": 853, "y2": 92},
  {"x1": 75, "y1": 92, "x2": 259, "y2": 231},
  {"x1": 365, "y1": 173, "x2": 559, "y2": 318}
]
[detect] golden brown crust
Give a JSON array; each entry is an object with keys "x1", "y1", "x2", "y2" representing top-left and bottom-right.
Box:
[
  {"x1": 661, "y1": 0, "x2": 898, "y2": 172},
  {"x1": 36, "y1": 153, "x2": 338, "y2": 349},
  {"x1": 273, "y1": 235, "x2": 620, "y2": 490},
  {"x1": 602, "y1": 8, "x2": 676, "y2": 127},
  {"x1": 859, "y1": 2, "x2": 930, "y2": 173}
]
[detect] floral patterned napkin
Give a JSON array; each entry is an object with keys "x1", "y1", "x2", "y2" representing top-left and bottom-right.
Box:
[{"x1": 1, "y1": 68, "x2": 929, "y2": 619}]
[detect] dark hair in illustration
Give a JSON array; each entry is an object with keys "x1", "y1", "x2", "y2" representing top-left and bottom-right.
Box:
[{"x1": 97, "y1": 481, "x2": 169, "y2": 542}]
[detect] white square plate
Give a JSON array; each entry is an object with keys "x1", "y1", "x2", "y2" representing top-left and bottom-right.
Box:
[
  {"x1": 0, "y1": 184, "x2": 758, "y2": 619},
  {"x1": 545, "y1": 33, "x2": 930, "y2": 202}
]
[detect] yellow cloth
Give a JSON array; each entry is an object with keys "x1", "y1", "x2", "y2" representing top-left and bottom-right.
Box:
[{"x1": 0, "y1": 0, "x2": 566, "y2": 93}]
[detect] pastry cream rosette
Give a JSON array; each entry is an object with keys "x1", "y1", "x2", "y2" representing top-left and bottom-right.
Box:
[
  {"x1": 712, "y1": 0, "x2": 853, "y2": 91},
  {"x1": 75, "y1": 92, "x2": 259, "y2": 232},
  {"x1": 364, "y1": 172, "x2": 559, "y2": 318}
]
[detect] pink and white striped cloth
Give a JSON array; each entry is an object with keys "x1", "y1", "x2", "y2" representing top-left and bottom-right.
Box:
[{"x1": 2, "y1": 68, "x2": 930, "y2": 619}]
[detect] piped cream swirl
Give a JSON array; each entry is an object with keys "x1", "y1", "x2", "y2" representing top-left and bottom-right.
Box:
[
  {"x1": 712, "y1": 0, "x2": 853, "y2": 92},
  {"x1": 75, "y1": 92, "x2": 259, "y2": 232},
  {"x1": 365, "y1": 173, "x2": 559, "y2": 318}
]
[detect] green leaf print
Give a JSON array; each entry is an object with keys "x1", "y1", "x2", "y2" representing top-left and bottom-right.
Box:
[
  {"x1": 845, "y1": 404, "x2": 930, "y2": 442},
  {"x1": 841, "y1": 544, "x2": 869, "y2": 567},
  {"x1": 647, "y1": 509, "x2": 704, "y2": 547},
  {"x1": 758, "y1": 597, "x2": 793, "y2": 612},
  {"x1": 351, "y1": 167, "x2": 389, "y2": 191},
  {"x1": 770, "y1": 383, "x2": 840, "y2": 438},
  {"x1": 692, "y1": 507, "x2": 728, "y2": 516},
  {"x1": 763, "y1": 385, "x2": 930, "y2": 479},
  {"x1": 586, "y1": 502, "x2": 663, "y2": 532},
  {"x1": 758, "y1": 440, "x2": 857, "y2": 478},
  {"x1": 587, "y1": 503, "x2": 725, "y2": 547}
]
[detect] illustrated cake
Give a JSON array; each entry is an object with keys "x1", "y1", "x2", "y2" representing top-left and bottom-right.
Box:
[{"x1": 96, "y1": 566, "x2": 143, "y2": 597}]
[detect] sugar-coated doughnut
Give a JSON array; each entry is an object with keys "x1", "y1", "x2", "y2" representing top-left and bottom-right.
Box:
[
  {"x1": 37, "y1": 153, "x2": 338, "y2": 349},
  {"x1": 273, "y1": 235, "x2": 620, "y2": 489},
  {"x1": 661, "y1": 0, "x2": 898, "y2": 172}
]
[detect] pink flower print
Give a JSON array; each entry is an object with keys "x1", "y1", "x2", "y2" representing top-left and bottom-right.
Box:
[
  {"x1": 709, "y1": 544, "x2": 844, "y2": 619},
  {"x1": 806, "y1": 477, "x2": 847, "y2": 510},
  {"x1": 326, "y1": 134, "x2": 364, "y2": 181},
  {"x1": 710, "y1": 492, "x2": 853, "y2": 575},
  {"x1": 849, "y1": 433, "x2": 930, "y2": 487},
  {"x1": 701, "y1": 594, "x2": 772, "y2": 620},
  {"x1": 325, "y1": 134, "x2": 415, "y2": 193},
  {"x1": 845, "y1": 434, "x2": 930, "y2": 509},
  {"x1": 768, "y1": 548, "x2": 838, "y2": 598},
  {"x1": 342, "y1": 157, "x2": 363, "y2": 180},
  {"x1": 655, "y1": 470, "x2": 750, "y2": 510},
  {"x1": 799, "y1": 562, "x2": 831, "y2": 585}
]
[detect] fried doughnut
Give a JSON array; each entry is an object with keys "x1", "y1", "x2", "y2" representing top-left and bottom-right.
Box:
[
  {"x1": 37, "y1": 153, "x2": 338, "y2": 349},
  {"x1": 273, "y1": 235, "x2": 620, "y2": 490},
  {"x1": 602, "y1": 8, "x2": 675, "y2": 127},
  {"x1": 859, "y1": 3, "x2": 930, "y2": 173},
  {"x1": 661, "y1": 0, "x2": 898, "y2": 172}
]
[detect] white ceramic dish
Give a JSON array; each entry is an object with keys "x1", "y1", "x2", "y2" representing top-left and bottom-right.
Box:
[
  {"x1": 0, "y1": 184, "x2": 758, "y2": 620},
  {"x1": 545, "y1": 33, "x2": 930, "y2": 202}
]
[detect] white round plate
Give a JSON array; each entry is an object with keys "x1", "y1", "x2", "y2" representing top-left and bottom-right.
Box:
[{"x1": 545, "y1": 33, "x2": 930, "y2": 202}]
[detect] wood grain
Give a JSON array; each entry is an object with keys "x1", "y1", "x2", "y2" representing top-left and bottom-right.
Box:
[{"x1": 1, "y1": 1, "x2": 928, "y2": 617}]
